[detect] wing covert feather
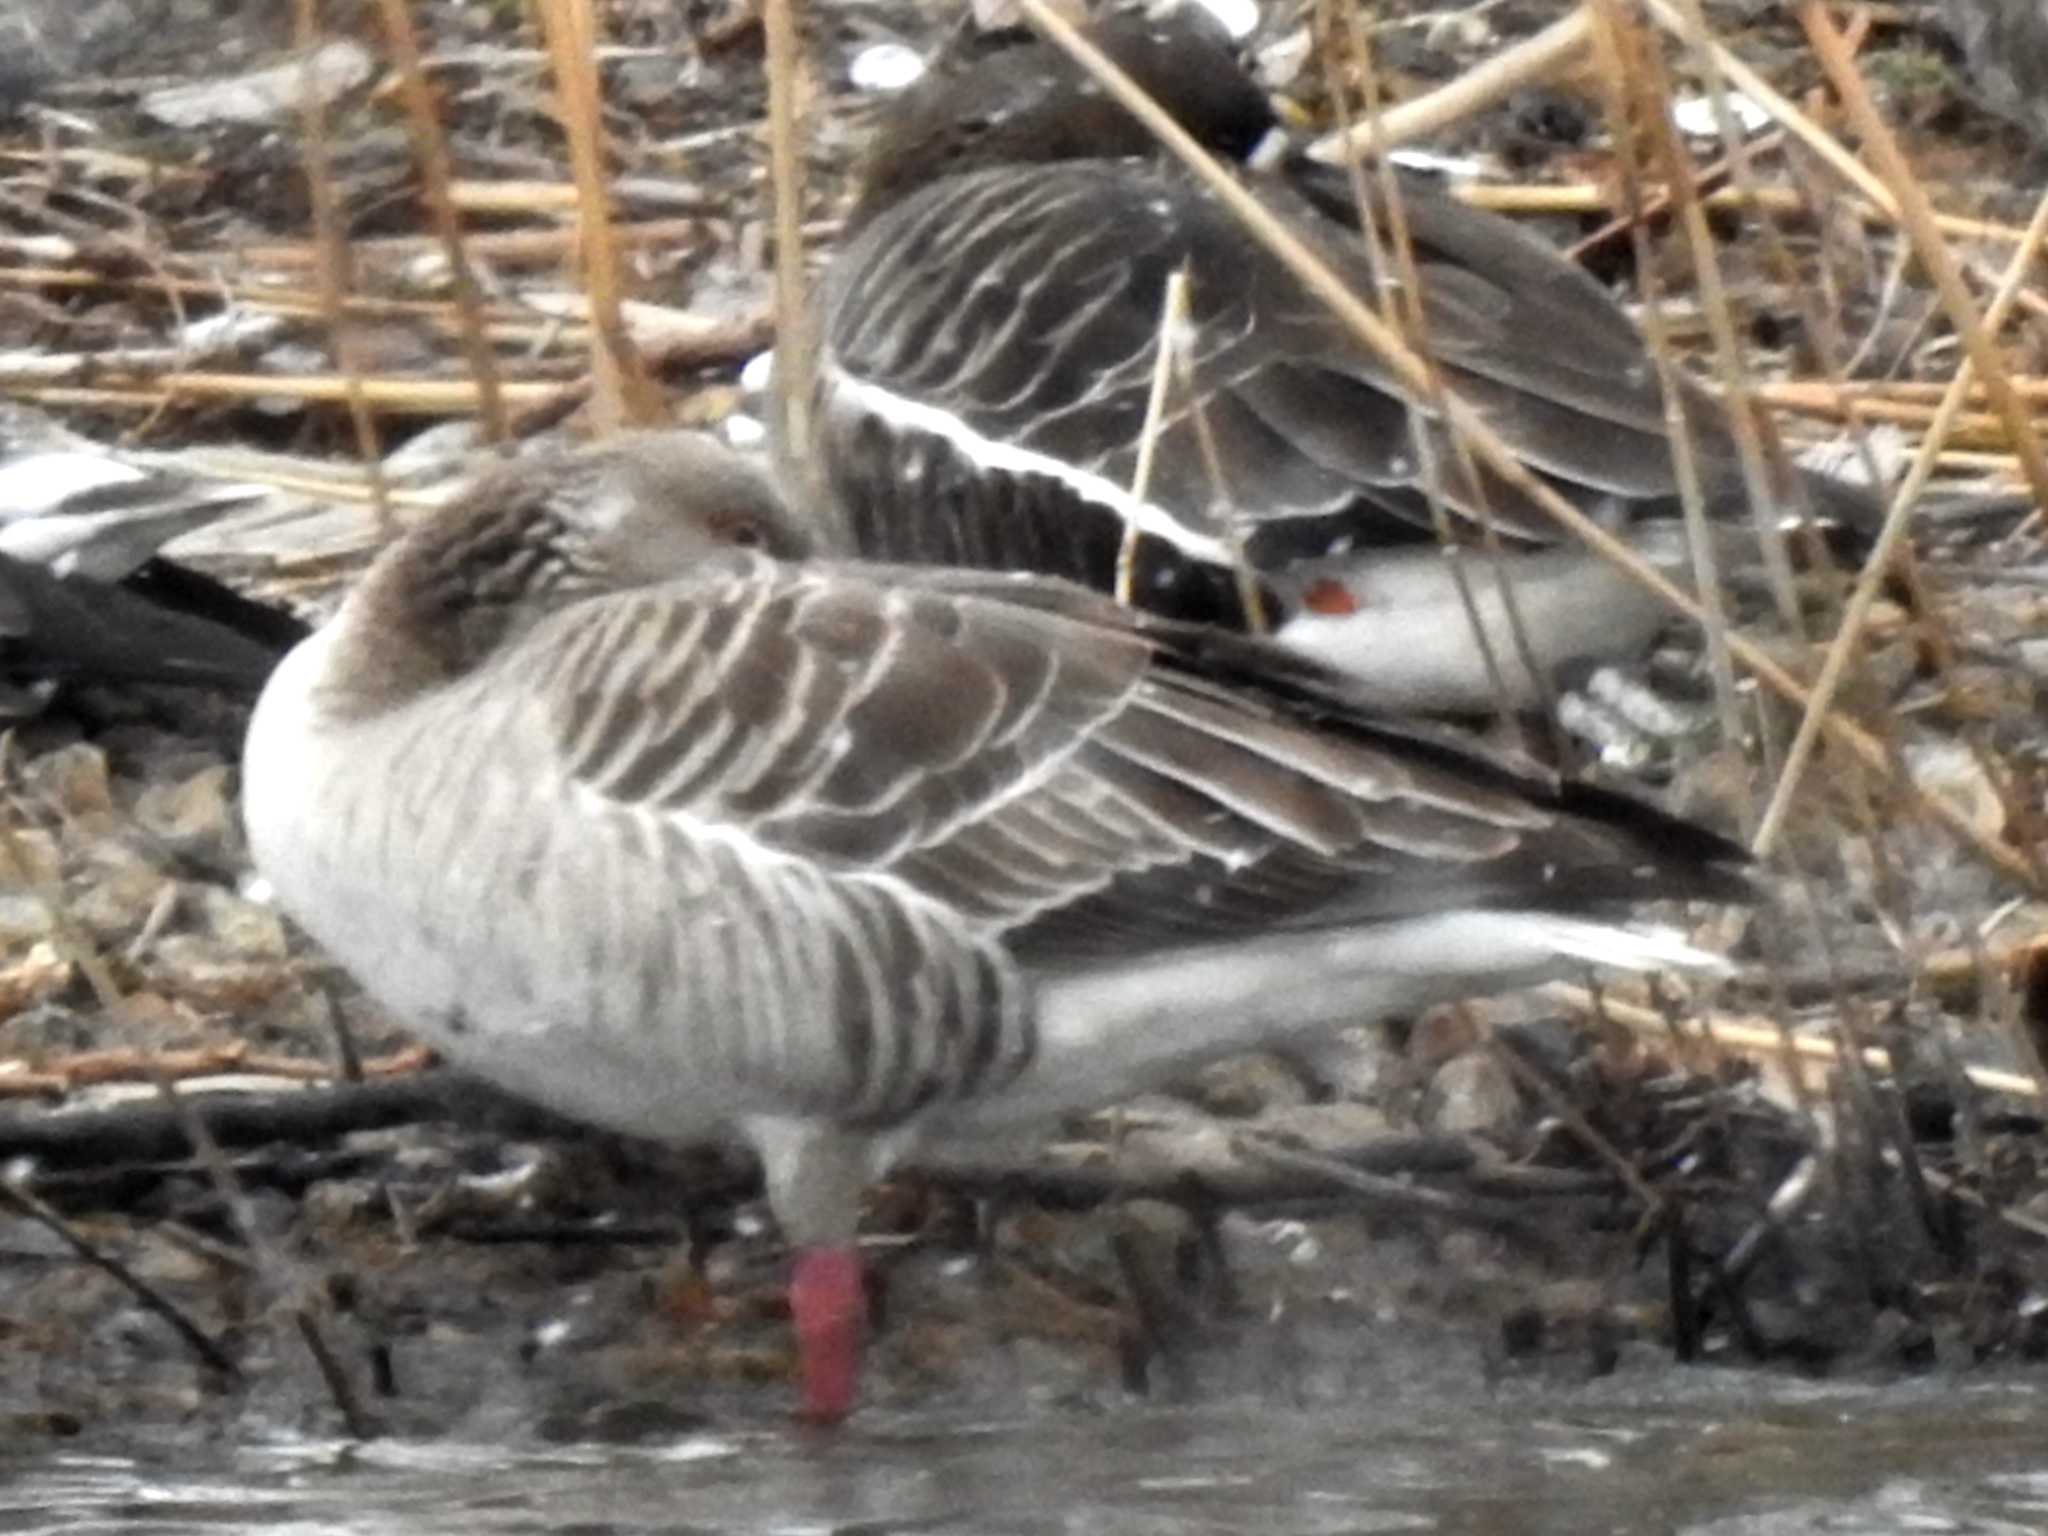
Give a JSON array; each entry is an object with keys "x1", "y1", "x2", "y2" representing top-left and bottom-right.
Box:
[{"x1": 532, "y1": 560, "x2": 1733, "y2": 964}]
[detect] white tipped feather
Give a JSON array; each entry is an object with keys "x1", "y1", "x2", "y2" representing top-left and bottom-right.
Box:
[
  {"x1": 0, "y1": 453, "x2": 267, "y2": 581},
  {"x1": 1526, "y1": 915, "x2": 1732, "y2": 974}
]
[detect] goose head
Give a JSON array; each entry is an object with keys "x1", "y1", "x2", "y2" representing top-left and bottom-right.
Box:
[
  {"x1": 853, "y1": 2, "x2": 1278, "y2": 218},
  {"x1": 321, "y1": 432, "x2": 807, "y2": 719}
]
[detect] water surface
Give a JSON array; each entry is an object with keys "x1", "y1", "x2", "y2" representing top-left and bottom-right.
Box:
[{"x1": 4, "y1": 1374, "x2": 2043, "y2": 1534}]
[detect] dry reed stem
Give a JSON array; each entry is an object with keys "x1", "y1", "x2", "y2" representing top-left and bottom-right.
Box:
[
  {"x1": 1771, "y1": 379, "x2": 2048, "y2": 407},
  {"x1": 1119, "y1": 267, "x2": 1191, "y2": 606},
  {"x1": 0, "y1": 1044, "x2": 434, "y2": 1100},
  {"x1": 1541, "y1": 982, "x2": 2040, "y2": 1100},
  {"x1": 1754, "y1": 180, "x2": 2048, "y2": 861},
  {"x1": 294, "y1": 0, "x2": 392, "y2": 540},
  {"x1": 763, "y1": 0, "x2": 812, "y2": 458},
  {"x1": 10, "y1": 375, "x2": 573, "y2": 413},
  {"x1": 1589, "y1": 1, "x2": 1758, "y2": 762},
  {"x1": 1307, "y1": 9, "x2": 1594, "y2": 162},
  {"x1": 1801, "y1": 3, "x2": 2048, "y2": 508},
  {"x1": 1013, "y1": 0, "x2": 2037, "y2": 890},
  {"x1": 371, "y1": 0, "x2": 507, "y2": 445},
  {"x1": 1483, "y1": 180, "x2": 2047, "y2": 257},
  {"x1": 229, "y1": 215, "x2": 715, "y2": 269},
  {"x1": 538, "y1": 0, "x2": 661, "y2": 430}
]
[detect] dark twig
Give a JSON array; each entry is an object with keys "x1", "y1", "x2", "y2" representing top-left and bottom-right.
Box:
[{"x1": 0, "y1": 1175, "x2": 238, "y2": 1377}]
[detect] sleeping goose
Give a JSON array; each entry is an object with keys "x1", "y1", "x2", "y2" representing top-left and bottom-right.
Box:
[
  {"x1": 800, "y1": 4, "x2": 1888, "y2": 714},
  {"x1": 243, "y1": 430, "x2": 1752, "y2": 1421}
]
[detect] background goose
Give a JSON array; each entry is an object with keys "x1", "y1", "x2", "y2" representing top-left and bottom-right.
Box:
[
  {"x1": 244, "y1": 431, "x2": 1751, "y2": 1421},
  {"x1": 0, "y1": 405, "x2": 305, "y2": 715},
  {"x1": 800, "y1": 4, "x2": 1888, "y2": 714}
]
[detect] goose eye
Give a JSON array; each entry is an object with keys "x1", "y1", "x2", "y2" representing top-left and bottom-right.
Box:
[{"x1": 723, "y1": 520, "x2": 763, "y2": 548}]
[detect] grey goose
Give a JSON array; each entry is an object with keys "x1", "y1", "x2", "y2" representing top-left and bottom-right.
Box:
[
  {"x1": 243, "y1": 430, "x2": 1751, "y2": 1421},
  {"x1": 0, "y1": 407, "x2": 303, "y2": 713},
  {"x1": 801, "y1": 5, "x2": 1894, "y2": 714}
]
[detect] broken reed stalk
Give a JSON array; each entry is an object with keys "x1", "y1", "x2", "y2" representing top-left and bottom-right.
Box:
[
  {"x1": 1541, "y1": 980, "x2": 2041, "y2": 1100},
  {"x1": 0, "y1": 1043, "x2": 433, "y2": 1100},
  {"x1": 293, "y1": 0, "x2": 393, "y2": 540},
  {"x1": 0, "y1": 1178, "x2": 238, "y2": 1377},
  {"x1": 371, "y1": 0, "x2": 508, "y2": 446},
  {"x1": 1307, "y1": 8, "x2": 1594, "y2": 163},
  {"x1": 11, "y1": 374, "x2": 574, "y2": 414},
  {"x1": 1012, "y1": 0, "x2": 2036, "y2": 891}
]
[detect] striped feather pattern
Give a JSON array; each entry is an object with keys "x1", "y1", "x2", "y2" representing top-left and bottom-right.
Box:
[
  {"x1": 803, "y1": 6, "x2": 1887, "y2": 697},
  {"x1": 243, "y1": 432, "x2": 1755, "y2": 1414},
  {"x1": 249, "y1": 436, "x2": 1747, "y2": 1146}
]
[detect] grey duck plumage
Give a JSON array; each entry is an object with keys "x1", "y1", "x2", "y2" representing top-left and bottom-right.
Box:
[
  {"x1": 244, "y1": 431, "x2": 1750, "y2": 1420},
  {"x1": 802, "y1": 5, "x2": 1885, "y2": 711}
]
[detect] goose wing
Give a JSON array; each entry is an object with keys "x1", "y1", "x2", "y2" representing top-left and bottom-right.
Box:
[
  {"x1": 819, "y1": 160, "x2": 1707, "y2": 556},
  {"x1": 0, "y1": 551, "x2": 287, "y2": 701},
  {"x1": 539, "y1": 557, "x2": 1745, "y2": 965}
]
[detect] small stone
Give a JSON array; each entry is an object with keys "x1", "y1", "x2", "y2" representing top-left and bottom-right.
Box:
[
  {"x1": 141, "y1": 39, "x2": 373, "y2": 129},
  {"x1": 1407, "y1": 1005, "x2": 1482, "y2": 1070},
  {"x1": 1905, "y1": 739, "x2": 2006, "y2": 842},
  {"x1": 68, "y1": 859, "x2": 175, "y2": 945},
  {"x1": 191, "y1": 887, "x2": 288, "y2": 961},
  {"x1": 0, "y1": 894, "x2": 56, "y2": 946},
  {"x1": 133, "y1": 766, "x2": 236, "y2": 861},
  {"x1": 0, "y1": 944, "x2": 72, "y2": 1022},
  {"x1": 1424, "y1": 1051, "x2": 1522, "y2": 1138},
  {"x1": 1188, "y1": 1053, "x2": 1308, "y2": 1117},
  {"x1": 25, "y1": 743, "x2": 113, "y2": 826},
  {"x1": 145, "y1": 936, "x2": 294, "y2": 1011},
  {"x1": 2, "y1": 827, "x2": 60, "y2": 885},
  {"x1": 1257, "y1": 1100, "x2": 1399, "y2": 1157}
]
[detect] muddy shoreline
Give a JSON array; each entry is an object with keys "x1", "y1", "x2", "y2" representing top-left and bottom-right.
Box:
[{"x1": 3, "y1": 0, "x2": 2046, "y2": 1442}]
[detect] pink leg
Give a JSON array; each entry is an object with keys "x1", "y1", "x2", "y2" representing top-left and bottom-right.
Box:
[{"x1": 790, "y1": 1244, "x2": 864, "y2": 1423}]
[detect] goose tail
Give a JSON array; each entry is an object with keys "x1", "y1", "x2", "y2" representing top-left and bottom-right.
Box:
[{"x1": 965, "y1": 910, "x2": 1729, "y2": 1131}]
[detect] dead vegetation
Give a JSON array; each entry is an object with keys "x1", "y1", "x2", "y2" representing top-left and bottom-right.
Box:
[{"x1": 1, "y1": 0, "x2": 2046, "y2": 1439}]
